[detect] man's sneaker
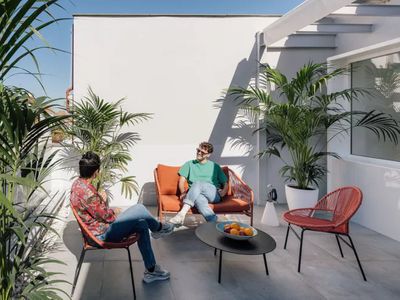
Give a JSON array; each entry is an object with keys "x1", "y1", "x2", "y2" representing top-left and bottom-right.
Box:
[
  {"x1": 169, "y1": 213, "x2": 185, "y2": 227},
  {"x1": 143, "y1": 264, "x2": 170, "y2": 283},
  {"x1": 151, "y1": 222, "x2": 174, "y2": 239}
]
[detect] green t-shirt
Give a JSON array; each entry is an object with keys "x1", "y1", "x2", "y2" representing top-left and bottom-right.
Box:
[{"x1": 179, "y1": 160, "x2": 227, "y2": 188}]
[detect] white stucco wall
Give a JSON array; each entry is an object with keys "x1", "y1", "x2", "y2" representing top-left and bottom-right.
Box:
[
  {"x1": 327, "y1": 9, "x2": 400, "y2": 241},
  {"x1": 73, "y1": 13, "x2": 400, "y2": 241},
  {"x1": 73, "y1": 15, "x2": 282, "y2": 206}
]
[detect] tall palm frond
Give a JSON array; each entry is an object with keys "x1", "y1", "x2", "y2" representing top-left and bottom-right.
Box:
[{"x1": 0, "y1": 0, "x2": 68, "y2": 83}]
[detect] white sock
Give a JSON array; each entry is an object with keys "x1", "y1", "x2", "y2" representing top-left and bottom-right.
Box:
[{"x1": 179, "y1": 204, "x2": 191, "y2": 216}]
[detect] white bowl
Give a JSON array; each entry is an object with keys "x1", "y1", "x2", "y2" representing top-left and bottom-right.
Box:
[{"x1": 216, "y1": 221, "x2": 258, "y2": 241}]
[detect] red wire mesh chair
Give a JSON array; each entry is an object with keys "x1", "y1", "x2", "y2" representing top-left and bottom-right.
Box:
[
  {"x1": 70, "y1": 206, "x2": 140, "y2": 298},
  {"x1": 283, "y1": 186, "x2": 366, "y2": 281}
]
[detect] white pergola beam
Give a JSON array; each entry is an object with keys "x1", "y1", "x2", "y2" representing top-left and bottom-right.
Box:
[
  {"x1": 263, "y1": 0, "x2": 355, "y2": 46},
  {"x1": 269, "y1": 34, "x2": 336, "y2": 49},
  {"x1": 298, "y1": 23, "x2": 373, "y2": 34},
  {"x1": 332, "y1": 4, "x2": 400, "y2": 16}
]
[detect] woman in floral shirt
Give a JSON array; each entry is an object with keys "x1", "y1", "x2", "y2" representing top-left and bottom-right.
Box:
[{"x1": 71, "y1": 152, "x2": 174, "y2": 283}]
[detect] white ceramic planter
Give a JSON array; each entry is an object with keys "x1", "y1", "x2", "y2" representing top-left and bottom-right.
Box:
[{"x1": 285, "y1": 184, "x2": 319, "y2": 210}]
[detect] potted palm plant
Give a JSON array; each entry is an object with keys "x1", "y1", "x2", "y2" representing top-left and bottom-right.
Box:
[
  {"x1": 63, "y1": 88, "x2": 152, "y2": 200},
  {"x1": 228, "y1": 62, "x2": 400, "y2": 209}
]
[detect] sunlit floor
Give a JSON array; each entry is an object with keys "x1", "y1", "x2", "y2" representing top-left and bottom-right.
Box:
[{"x1": 48, "y1": 204, "x2": 400, "y2": 300}]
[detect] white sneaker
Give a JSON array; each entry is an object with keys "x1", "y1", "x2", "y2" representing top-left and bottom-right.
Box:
[
  {"x1": 169, "y1": 213, "x2": 185, "y2": 227},
  {"x1": 151, "y1": 222, "x2": 174, "y2": 239},
  {"x1": 143, "y1": 264, "x2": 170, "y2": 283}
]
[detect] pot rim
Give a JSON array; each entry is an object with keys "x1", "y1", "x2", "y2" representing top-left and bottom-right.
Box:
[{"x1": 285, "y1": 184, "x2": 318, "y2": 191}]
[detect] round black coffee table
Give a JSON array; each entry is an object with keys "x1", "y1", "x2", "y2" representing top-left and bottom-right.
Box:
[{"x1": 195, "y1": 222, "x2": 276, "y2": 283}]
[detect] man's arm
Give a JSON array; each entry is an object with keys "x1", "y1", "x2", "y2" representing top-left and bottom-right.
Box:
[
  {"x1": 98, "y1": 189, "x2": 122, "y2": 217},
  {"x1": 85, "y1": 194, "x2": 116, "y2": 223},
  {"x1": 218, "y1": 182, "x2": 228, "y2": 198},
  {"x1": 178, "y1": 176, "x2": 187, "y2": 200}
]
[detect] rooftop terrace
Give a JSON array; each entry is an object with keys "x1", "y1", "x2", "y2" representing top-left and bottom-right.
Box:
[{"x1": 49, "y1": 204, "x2": 400, "y2": 300}]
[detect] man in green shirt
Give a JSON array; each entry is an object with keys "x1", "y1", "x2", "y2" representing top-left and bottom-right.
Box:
[{"x1": 169, "y1": 142, "x2": 228, "y2": 226}]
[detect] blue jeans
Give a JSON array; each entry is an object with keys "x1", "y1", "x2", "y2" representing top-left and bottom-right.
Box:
[
  {"x1": 183, "y1": 181, "x2": 221, "y2": 222},
  {"x1": 98, "y1": 204, "x2": 160, "y2": 270}
]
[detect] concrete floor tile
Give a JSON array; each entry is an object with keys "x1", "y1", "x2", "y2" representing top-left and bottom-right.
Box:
[{"x1": 100, "y1": 261, "x2": 175, "y2": 300}]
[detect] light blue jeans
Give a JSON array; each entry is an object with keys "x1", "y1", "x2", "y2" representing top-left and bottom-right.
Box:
[
  {"x1": 98, "y1": 203, "x2": 159, "y2": 270},
  {"x1": 183, "y1": 181, "x2": 221, "y2": 222}
]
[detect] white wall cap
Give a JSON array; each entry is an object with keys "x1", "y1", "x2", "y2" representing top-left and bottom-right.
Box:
[{"x1": 327, "y1": 37, "x2": 400, "y2": 65}]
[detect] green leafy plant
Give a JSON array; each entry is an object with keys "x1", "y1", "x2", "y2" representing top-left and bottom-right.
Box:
[
  {"x1": 228, "y1": 62, "x2": 400, "y2": 189},
  {"x1": 63, "y1": 88, "x2": 152, "y2": 199},
  {"x1": 1, "y1": 1, "x2": 71, "y2": 298},
  {"x1": 0, "y1": 84, "x2": 70, "y2": 299},
  {"x1": 0, "y1": 0, "x2": 68, "y2": 88}
]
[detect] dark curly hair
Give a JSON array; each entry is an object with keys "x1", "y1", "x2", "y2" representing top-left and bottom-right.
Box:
[
  {"x1": 199, "y1": 142, "x2": 213, "y2": 154},
  {"x1": 79, "y1": 151, "x2": 101, "y2": 178}
]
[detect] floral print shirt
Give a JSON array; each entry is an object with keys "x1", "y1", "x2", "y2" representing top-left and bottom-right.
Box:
[{"x1": 70, "y1": 178, "x2": 115, "y2": 236}]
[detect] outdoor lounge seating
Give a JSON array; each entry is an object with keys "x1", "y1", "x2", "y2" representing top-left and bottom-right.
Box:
[
  {"x1": 154, "y1": 164, "x2": 254, "y2": 225},
  {"x1": 283, "y1": 186, "x2": 367, "y2": 281},
  {"x1": 70, "y1": 206, "x2": 140, "y2": 299}
]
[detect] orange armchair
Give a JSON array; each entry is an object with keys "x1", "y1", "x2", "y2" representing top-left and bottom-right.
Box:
[
  {"x1": 154, "y1": 164, "x2": 254, "y2": 225},
  {"x1": 283, "y1": 186, "x2": 366, "y2": 281}
]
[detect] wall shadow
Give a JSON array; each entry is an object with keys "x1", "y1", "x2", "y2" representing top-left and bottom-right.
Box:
[
  {"x1": 138, "y1": 182, "x2": 157, "y2": 206},
  {"x1": 207, "y1": 40, "x2": 260, "y2": 200},
  {"x1": 207, "y1": 42, "x2": 333, "y2": 202}
]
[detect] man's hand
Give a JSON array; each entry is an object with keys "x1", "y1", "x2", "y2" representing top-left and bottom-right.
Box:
[
  {"x1": 179, "y1": 191, "x2": 187, "y2": 201},
  {"x1": 218, "y1": 183, "x2": 228, "y2": 198},
  {"x1": 99, "y1": 190, "x2": 107, "y2": 203},
  {"x1": 178, "y1": 176, "x2": 188, "y2": 201},
  {"x1": 113, "y1": 207, "x2": 122, "y2": 216}
]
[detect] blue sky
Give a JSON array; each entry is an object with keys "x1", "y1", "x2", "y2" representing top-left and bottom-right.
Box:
[{"x1": 6, "y1": 0, "x2": 303, "y2": 102}]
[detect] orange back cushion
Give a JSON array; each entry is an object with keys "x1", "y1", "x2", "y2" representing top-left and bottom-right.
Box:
[
  {"x1": 156, "y1": 164, "x2": 180, "y2": 195},
  {"x1": 156, "y1": 164, "x2": 231, "y2": 196}
]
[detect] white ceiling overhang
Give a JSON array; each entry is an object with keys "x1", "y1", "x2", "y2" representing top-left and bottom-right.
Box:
[{"x1": 262, "y1": 0, "x2": 400, "y2": 49}]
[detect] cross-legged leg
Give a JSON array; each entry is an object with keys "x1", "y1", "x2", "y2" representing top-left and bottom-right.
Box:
[
  {"x1": 102, "y1": 204, "x2": 175, "y2": 268},
  {"x1": 170, "y1": 181, "x2": 220, "y2": 225},
  {"x1": 105, "y1": 216, "x2": 156, "y2": 270},
  {"x1": 193, "y1": 194, "x2": 218, "y2": 222},
  {"x1": 192, "y1": 182, "x2": 220, "y2": 222}
]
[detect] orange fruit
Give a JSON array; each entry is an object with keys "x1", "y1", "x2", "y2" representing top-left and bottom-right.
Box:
[
  {"x1": 230, "y1": 223, "x2": 240, "y2": 230},
  {"x1": 230, "y1": 228, "x2": 240, "y2": 235},
  {"x1": 244, "y1": 228, "x2": 253, "y2": 236}
]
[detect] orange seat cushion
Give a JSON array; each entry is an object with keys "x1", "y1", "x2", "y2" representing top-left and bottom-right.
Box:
[
  {"x1": 210, "y1": 196, "x2": 250, "y2": 212},
  {"x1": 159, "y1": 195, "x2": 250, "y2": 213}
]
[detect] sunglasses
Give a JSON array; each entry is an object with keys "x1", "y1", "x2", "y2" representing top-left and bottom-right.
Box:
[{"x1": 196, "y1": 148, "x2": 209, "y2": 155}]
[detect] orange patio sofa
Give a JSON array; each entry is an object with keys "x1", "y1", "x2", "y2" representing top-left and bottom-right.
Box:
[{"x1": 154, "y1": 164, "x2": 254, "y2": 225}]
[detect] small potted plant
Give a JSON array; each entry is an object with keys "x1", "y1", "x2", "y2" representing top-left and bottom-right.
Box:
[{"x1": 228, "y1": 62, "x2": 400, "y2": 209}]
